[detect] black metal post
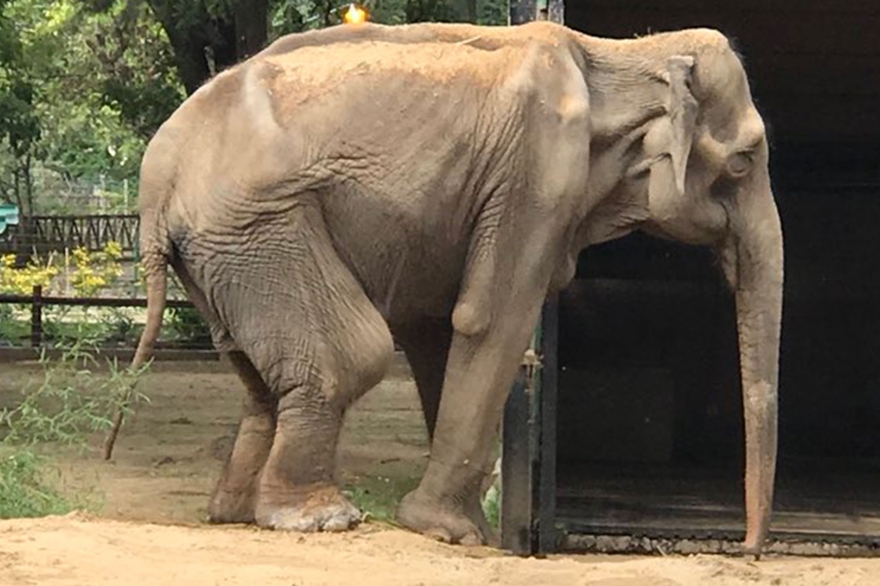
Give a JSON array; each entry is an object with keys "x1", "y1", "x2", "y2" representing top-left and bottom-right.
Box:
[
  {"x1": 501, "y1": 369, "x2": 534, "y2": 554},
  {"x1": 500, "y1": 298, "x2": 561, "y2": 555},
  {"x1": 537, "y1": 296, "x2": 559, "y2": 553}
]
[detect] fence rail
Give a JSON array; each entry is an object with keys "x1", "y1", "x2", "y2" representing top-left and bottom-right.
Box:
[
  {"x1": 0, "y1": 214, "x2": 140, "y2": 259},
  {"x1": 0, "y1": 285, "x2": 201, "y2": 354}
]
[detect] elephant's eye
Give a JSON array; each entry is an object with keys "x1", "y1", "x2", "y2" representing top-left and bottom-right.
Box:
[{"x1": 726, "y1": 150, "x2": 754, "y2": 178}]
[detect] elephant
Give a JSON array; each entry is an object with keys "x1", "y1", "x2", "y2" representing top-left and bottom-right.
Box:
[{"x1": 120, "y1": 20, "x2": 783, "y2": 556}]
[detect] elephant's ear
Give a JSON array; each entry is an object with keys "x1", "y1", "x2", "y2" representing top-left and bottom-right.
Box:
[{"x1": 644, "y1": 55, "x2": 699, "y2": 203}]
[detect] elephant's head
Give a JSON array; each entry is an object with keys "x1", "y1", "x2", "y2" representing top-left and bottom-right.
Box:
[{"x1": 577, "y1": 30, "x2": 783, "y2": 555}]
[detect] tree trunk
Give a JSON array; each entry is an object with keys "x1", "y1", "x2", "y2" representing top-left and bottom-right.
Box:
[
  {"x1": 146, "y1": 0, "x2": 268, "y2": 95},
  {"x1": 23, "y1": 154, "x2": 33, "y2": 217},
  {"x1": 450, "y1": 0, "x2": 477, "y2": 22},
  {"x1": 234, "y1": 0, "x2": 268, "y2": 61},
  {"x1": 146, "y1": 0, "x2": 212, "y2": 94}
]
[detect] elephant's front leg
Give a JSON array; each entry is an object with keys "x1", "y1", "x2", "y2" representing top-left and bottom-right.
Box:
[
  {"x1": 397, "y1": 226, "x2": 561, "y2": 544},
  {"x1": 397, "y1": 302, "x2": 545, "y2": 544},
  {"x1": 395, "y1": 317, "x2": 499, "y2": 544}
]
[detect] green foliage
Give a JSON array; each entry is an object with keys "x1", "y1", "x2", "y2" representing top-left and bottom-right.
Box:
[
  {"x1": 0, "y1": 0, "x2": 40, "y2": 158},
  {"x1": 0, "y1": 338, "x2": 149, "y2": 518},
  {"x1": 343, "y1": 474, "x2": 419, "y2": 523},
  {"x1": 0, "y1": 309, "x2": 28, "y2": 344},
  {"x1": 0, "y1": 450, "x2": 78, "y2": 518},
  {"x1": 0, "y1": 242, "x2": 145, "y2": 348},
  {"x1": 0, "y1": 0, "x2": 509, "y2": 217},
  {"x1": 482, "y1": 482, "x2": 500, "y2": 528},
  {"x1": 166, "y1": 305, "x2": 211, "y2": 347},
  {"x1": 1, "y1": 339, "x2": 151, "y2": 446}
]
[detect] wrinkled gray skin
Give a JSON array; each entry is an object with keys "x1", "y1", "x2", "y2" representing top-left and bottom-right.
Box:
[{"x1": 130, "y1": 21, "x2": 783, "y2": 555}]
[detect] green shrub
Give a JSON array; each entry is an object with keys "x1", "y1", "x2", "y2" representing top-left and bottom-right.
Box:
[
  {"x1": 166, "y1": 305, "x2": 211, "y2": 346},
  {"x1": 0, "y1": 340, "x2": 149, "y2": 518}
]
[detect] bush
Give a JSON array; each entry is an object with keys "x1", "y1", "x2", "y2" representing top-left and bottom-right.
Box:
[
  {"x1": 0, "y1": 340, "x2": 149, "y2": 518},
  {"x1": 0, "y1": 451, "x2": 78, "y2": 519},
  {"x1": 166, "y1": 305, "x2": 211, "y2": 347}
]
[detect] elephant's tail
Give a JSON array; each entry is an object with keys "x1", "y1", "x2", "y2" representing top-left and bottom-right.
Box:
[
  {"x1": 103, "y1": 210, "x2": 170, "y2": 460},
  {"x1": 131, "y1": 236, "x2": 168, "y2": 371}
]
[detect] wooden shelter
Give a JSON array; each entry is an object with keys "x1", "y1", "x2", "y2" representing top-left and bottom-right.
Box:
[{"x1": 501, "y1": 0, "x2": 880, "y2": 555}]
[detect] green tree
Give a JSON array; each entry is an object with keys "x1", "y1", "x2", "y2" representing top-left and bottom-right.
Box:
[
  {"x1": 0, "y1": 0, "x2": 509, "y2": 219},
  {"x1": 0, "y1": 0, "x2": 41, "y2": 217}
]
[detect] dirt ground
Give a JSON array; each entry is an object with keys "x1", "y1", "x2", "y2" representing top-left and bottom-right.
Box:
[{"x1": 2, "y1": 356, "x2": 880, "y2": 585}]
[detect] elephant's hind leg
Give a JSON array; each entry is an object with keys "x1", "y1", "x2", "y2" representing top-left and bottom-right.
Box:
[
  {"x1": 205, "y1": 209, "x2": 394, "y2": 533},
  {"x1": 168, "y1": 261, "x2": 271, "y2": 524},
  {"x1": 208, "y1": 350, "x2": 276, "y2": 524}
]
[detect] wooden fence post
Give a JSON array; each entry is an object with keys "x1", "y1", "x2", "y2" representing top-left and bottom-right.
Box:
[{"x1": 30, "y1": 284, "x2": 43, "y2": 350}]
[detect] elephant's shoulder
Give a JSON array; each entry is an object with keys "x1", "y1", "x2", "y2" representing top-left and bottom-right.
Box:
[{"x1": 499, "y1": 35, "x2": 590, "y2": 124}]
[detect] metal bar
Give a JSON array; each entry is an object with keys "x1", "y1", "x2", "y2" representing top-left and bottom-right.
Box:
[
  {"x1": 537, "y1": 296, "x2": 560, "y2": 553},
  {"x1": 501, "y1": 369, "x2": 534, "y2": 554},
  {"x1": 559, "y1": 519, "x2": 880, "y2": 546},
  {"x1": 30, "y1": 285, "x2": 43, "y2": 349},
  {"x1": 560, "y1": 528, "x2": 880, "y2": 557}
]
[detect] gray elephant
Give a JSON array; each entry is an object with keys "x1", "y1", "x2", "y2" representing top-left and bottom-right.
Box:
[{"x1": 121, "y1": 21, "x2": 783, "y2": 556}]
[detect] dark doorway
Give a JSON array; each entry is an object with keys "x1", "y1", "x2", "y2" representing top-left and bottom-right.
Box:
[{"x1": 554, "y1": 0, "x2": 880, "y2": 543}]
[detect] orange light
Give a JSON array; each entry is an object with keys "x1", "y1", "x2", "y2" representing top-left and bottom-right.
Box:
[{"x1": 343, "y1": 3, "x2": 368, "y2": 24}]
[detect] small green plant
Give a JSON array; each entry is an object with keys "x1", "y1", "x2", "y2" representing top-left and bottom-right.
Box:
[
  {"x1": 343, "y1": 475, "x2": 419, "y2": 524},
  {"x1": 0, "y1": 340, "x2": 150, "y2": 518},
  {"x1": 0, "y1": 451, "x2": 77, "y2": 519},
  {"x1": 1, "y1": 341, "x2": 149, "y2": 446},
  {"x1": 0, "y1": 307, "x2": 28, "y2": 346},
  {"x1": 101, "y1": 308, "x2": 139, "y2": 346},
  {"x1": 482, "y1": 483, "x2": 500, "y2": 530},
  {"x1": 166, "y1": 305, "x2": 211, "y2": 346}
]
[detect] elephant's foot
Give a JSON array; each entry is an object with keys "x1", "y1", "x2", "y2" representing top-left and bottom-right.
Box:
[
  {"x1": 255, "y1": 484, "x2": 363, "y2": 532},
  {"x1": 208, "y1": 486, "x2": 257, "y2": 524},
  {"x1": 396, "y1": 490, "x2": 490, "y2": 546}
]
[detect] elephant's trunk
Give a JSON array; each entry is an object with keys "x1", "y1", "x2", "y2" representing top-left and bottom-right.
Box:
[{"x1": 724, "y1": 170, "x2": 784, "y2": 557}]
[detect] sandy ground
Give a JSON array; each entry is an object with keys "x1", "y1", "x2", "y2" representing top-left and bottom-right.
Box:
[
  {"x1": 2, "y1": 357, "x2": 880, "y2": 585},
  {"x1": 4, "y1": 513, "x2": 880, "y2": 586}
]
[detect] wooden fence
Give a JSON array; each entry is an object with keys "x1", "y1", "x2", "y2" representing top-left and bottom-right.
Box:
[{"x1": 0, "y1": 285, "x2": 217, "y2": 362}]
